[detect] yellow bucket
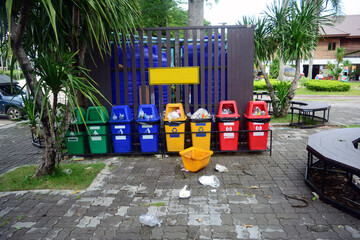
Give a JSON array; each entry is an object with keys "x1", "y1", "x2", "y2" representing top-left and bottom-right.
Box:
[{"x1": 179, "y1": 147, "x2": 213, "y2": 172}]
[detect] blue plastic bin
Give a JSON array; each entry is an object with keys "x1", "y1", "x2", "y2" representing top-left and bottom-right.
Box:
[
  {"x1": 137, "y1": 104, "x2": 160, "y2": 152},
  {"x1": 109, "y1": 105, "x2": 133, "y2": 153}
]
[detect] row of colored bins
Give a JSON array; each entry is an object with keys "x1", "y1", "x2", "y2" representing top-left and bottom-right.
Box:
[
  {"x1": 65, "y1": 106, "x2": 109, "y2": 155},
  {"x1": 217, "y1": 100, "x2": 271, "y2": 151},
  {"x1": 65, "y1": 101, "x2": 271, "y2": 154}
]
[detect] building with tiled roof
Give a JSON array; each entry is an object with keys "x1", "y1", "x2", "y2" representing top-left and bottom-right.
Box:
[{"x1": 302, "y1": 15, "x2": 360, "y2": 80}]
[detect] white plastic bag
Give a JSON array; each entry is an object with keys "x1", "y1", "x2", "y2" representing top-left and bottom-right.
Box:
[
  {"x1": 167, "y1": 111, "x2": 180, "y2": 120},
  {"x1": 139, "y1": 214, "x2": 162, "y2": 227},
  {"x1": 191, "y1": 108, "x2": 211, "y2": 119},
  {"x1": 199, "y1": 175, "x2": 220, "y2": 188},
  {"x1": 179, "y1": 185, "x2": 191, "y2": 198},
  {"x1": 215, "y1": 164, "x2": 228, "y2": 173}
]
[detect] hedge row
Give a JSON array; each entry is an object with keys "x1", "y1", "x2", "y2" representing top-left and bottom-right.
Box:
[
  {"x1": 253, "y1": 80, "x2": 290, "y2": 91},
  {"x1": 305, "y1": 80, "x2": 350, "y2": 92},
  {"x1": 254, "y1": 80, "x2": 275, "y2": 91},
  {"x1": 1, "y1": 70, "x2": 25, "y2": 79}
]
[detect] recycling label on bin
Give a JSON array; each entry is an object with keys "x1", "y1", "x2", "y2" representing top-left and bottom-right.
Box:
[
  {"x1": 115, "y1": 136, "x2": 126, "y2": 140},
  {"x1": 224, "y1": 122, "x2": 235, "y2": 126},
  {"x1": 91, "y1": 136, "x2": 102, "y2": 141},
  {"x1": 254, "y1": 123, "x2": 264, "y2": 136},
  {"x1": 196, "y1": 127, "x2": 206, "y2": 137},
  {"x1": 143, "y1": 135, "x2": 154, "y2": 140},
  {"x1": 115, "y1": 125, "x2": 125, "y2": 129},
  {"x1": 68, "y1": 137, "x2": 78, "y2": 142},
  {"x1": 142, "y1": 125, "x2": 153, "y2": 128},
  {"x1": 224, "y1": 133, "x2": 234, "y2": 139},
  {"x1": 90, "y1": 126, "x2": 100, "y2": 130}
]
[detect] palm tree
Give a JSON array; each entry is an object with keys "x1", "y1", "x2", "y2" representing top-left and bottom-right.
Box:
[
  {"x1": 242, "y1": 0, "x2": 332, "y2": 117},
  {"x1": 5, "y1": 0, "x2": 141, "y2": 177}
]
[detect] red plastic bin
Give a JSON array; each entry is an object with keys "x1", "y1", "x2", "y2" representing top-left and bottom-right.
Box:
[
  {"x1": 216, "y1": 100, "x2": 240, "y2": 151},
  {"x1": 244, "y1": 101, "x2": 271, "y2": 150}
]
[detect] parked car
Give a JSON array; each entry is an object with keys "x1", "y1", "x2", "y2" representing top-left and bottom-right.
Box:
[{"x1": 0, "y1": 74, "x2": 25, "y2": 120}]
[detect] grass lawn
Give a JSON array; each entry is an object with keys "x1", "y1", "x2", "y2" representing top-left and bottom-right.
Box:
[
  {"x1": 0, "y1": 162, "x2": 105, "y2": 192},
  {"x1": 270, "y1": 113, "x2": 322, "y2": 125},
  {"x1": 296, "y1": 87, "x2": 360, "y2": 95}
]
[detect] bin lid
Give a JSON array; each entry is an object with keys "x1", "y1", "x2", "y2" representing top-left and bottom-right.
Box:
[
  {"x1": 216, "y1": 100, "x2": 240, "y2": 118},
  {"x1": 109, "y1": 105, "x2": 133, "y2": 123},
  {"x1": 86, "y1": 106, "x2": 109, "y2": 124},
  {"x1": 70, "y1": 107, "x2": 86, "y2": 125},
  {"x1": 244, "y1": 100, "x2": 270, "y2": 119},
  {"x1": 137, "y1": 104, "x2": 160, "y2": 122}
]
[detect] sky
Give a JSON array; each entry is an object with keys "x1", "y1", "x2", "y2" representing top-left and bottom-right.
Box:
[{"x1": 193, "y1": 0, "x2": 360, "y2": 25}]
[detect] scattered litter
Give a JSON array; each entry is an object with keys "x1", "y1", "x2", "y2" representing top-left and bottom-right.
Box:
[
  {"x1": 71, "y1": 190, "x2": 80, "y2": 194},
  {"x1": 199, "y1": 175, "x2": 220, "y2": 188},
  {"x1": 264, "y1": 195, "x2": 272, "y2": 199},
  {"x1": 84, "y1": 167, "x2": 93, "y2": 170},
  {"x1": 71, "y1": 156, "x2": 84, "y2": 161},
  {"x1": 181, "y1": 167, "x2": 190, "y2": 172},
  {"x1": 243, "y1": 225, "x2": 253, "y2": 228},
  {"x1": 190, "y1": 108, "x2": 211, "y2": 119},
  {"x1": 62, "y1": 169, "x2": 72, "y2": 174},
  {"x1": 196, "y1": 218, "x2": 202, "y2": 222},
  {"x1": 154, "y1": 154, "x2": 169, "y2": 159},
  {"x1": 245, "y1": 194, "x2": 256, "y2": 197},
  {"x1": 284, "y1": 194, "x2": 309, "y2": 208},
  {"x1": 139, "y1": 214, "x2": 162, "y2": 227},
  {"x1": 211, "y1": 189, "x2": 217, "y2": 193},
  {"x1": 312, "y1": 192, "x2": 319, "y2": 201},
  {"x1": 338, "y1": 225, "x2": 342, "y2": 228},
  {"x1": 247, "y1": 186, "x2": 259, "y2": 189},
  {"x1": 215, "y1": 164, "x2": 228, "y2": 173},
  {"x1": 179, "y1": 185, "x2": 191, "y2": 199},
  {"x1": 242, "y1": 170, "x2": 254, "y2": 176}
]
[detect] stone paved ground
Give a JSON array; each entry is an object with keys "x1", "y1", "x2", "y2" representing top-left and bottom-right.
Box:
[{"x1": 0, "y1": 99, "x2": 359, "y2": 239}]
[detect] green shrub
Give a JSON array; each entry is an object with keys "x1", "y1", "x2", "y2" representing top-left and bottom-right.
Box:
[
  {"x1": 253, "y1": 79, "x2": 290, "y2": 91},
  {"x1": 305, "y1": 80, "x2": 350, "y2": 92},
  {"x1": 1, "y1": 70, "x2": 25, "y2": 79}
]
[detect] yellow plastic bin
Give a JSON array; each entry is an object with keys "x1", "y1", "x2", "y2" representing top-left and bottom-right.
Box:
[
  {"x1": 190, "y1": 118, "x2": 212, "y2": 150},
  {"x1": 164, "y1": 103, "x2": 187, "y2": 152},
  {"x1": 179, "y1": 147, "x2": 213, "y2": 172}
]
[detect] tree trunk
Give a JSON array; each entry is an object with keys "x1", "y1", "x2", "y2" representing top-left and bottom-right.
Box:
[
  {"x1": 10, "y1": 0, "x2": 57, "y2": 177},
  {"x1": 277, "y1": 57, "x2": 285, "y2": 81},
  {"x1": 188, "y1": 0, "x2": 204, "y2": 37},
  {"x1": 279, "y1": 56, "x2": 301, "y2": 117},
  {"x1": 308, "y1": 49, "x2": 314, "y2": 79},
  {"x1": 256, "y1": 55, "x2": 278, "y2": 114},
  {"x1": 188, "y1": 0, "x2": 204, "y2": 26}
]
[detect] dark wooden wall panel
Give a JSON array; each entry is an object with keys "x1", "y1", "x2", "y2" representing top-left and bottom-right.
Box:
[{"x1": 227, "y1": 27, "x2": 254, "y2": 129}]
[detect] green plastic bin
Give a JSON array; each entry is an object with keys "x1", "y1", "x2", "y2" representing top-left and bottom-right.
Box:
[
  {"x1": 86, "y1": 106, "x2": 110, "y2": 154},
  {"x1": 65, "y1": 107, "x2": 87, "y2": 154}
]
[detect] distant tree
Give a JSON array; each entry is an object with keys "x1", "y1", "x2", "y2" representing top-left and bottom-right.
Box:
[{"x1": 138, "y1": 0, "x2": 187, "y2": 28}]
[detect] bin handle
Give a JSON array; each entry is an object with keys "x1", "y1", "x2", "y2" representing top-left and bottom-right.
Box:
[
  {"x1": 247, "y1": 118, "x2": 271, "y2": 123},
  {"x1": 217, "y1": 117, "x2": 240, "y2": 122}
]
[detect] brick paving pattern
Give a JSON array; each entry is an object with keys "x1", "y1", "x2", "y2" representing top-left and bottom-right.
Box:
[{"x1": 0, "y1": 98, "x2": 359, "y2": 239}]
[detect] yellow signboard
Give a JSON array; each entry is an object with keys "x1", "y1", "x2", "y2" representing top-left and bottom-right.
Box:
[{"x1": 149, "y1": 67, "x2": 199, "y2": 85}]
